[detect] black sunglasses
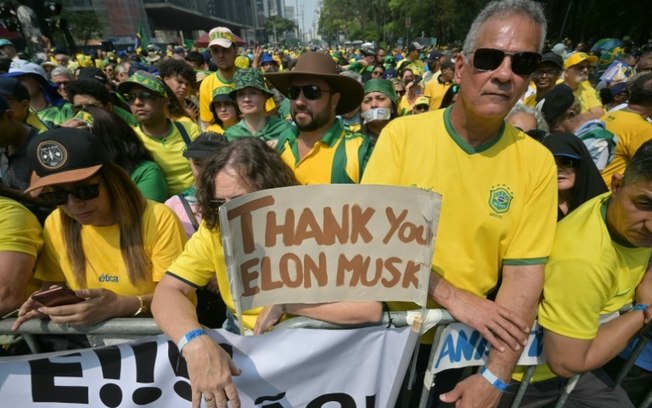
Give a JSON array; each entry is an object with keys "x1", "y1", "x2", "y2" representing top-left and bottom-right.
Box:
[
  {"x1": 288, "y1": 85, "x2": 332, "y2": 100},
  {"x1": 469, "y1": 48, "x2": 542, "y2": 76},
  {"x1": 124, "y1": 91, "x2": 157, "y2": 104},
  {"x1": 39, "y1": 183, "x2": 101, "y2": 206},
  {"x1": 555, "y1": 157, "x2": 579, "y2": 169}
]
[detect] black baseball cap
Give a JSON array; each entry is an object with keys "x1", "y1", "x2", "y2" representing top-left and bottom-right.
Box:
[
  {"x1": 540, "y1": 84, "x2": 575, "y2": 124},
  {"x1": 0, "y1": 77, "x2": 30, "y2": 101},
  {"x1": 25, "y1": 128, "x2": 111, "y2": 194},
  {"x1": 183, "y1": 133, "x2": 229, "y2": 159},
  {"x1": 426, "y1": 50, "x2": 443, "y2": 62},
  {"x1": 539, "y1": 52, "x2": 563, "y2": 70}
]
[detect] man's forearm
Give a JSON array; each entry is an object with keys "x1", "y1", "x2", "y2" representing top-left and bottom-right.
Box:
[
  {"x1": 428, "y1": 271, "x2": 455, "y2": 307},
  {"x1": 486, "y1": 264, "x2": 544, "y2": 380}
]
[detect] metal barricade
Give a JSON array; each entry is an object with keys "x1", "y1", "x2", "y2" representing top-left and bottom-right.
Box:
[
  {"x1": 0, "y1": 318, "x2": 162, "y2": 355},
  {"x1": 0, "y1": 311, "x2": 649, "y2": 408}
]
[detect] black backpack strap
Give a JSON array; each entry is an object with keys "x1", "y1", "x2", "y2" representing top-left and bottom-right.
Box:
[
  {"x1": 174, "y1": 121, "x2": 192, "y2": 147},
  {"x1": 177, "y1": 193, "x2": 199, "y2": 231}
]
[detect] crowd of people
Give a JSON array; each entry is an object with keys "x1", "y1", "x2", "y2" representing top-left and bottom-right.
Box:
[{"x1": 1, "y1": 0, "x2": 652, "y2": 407}]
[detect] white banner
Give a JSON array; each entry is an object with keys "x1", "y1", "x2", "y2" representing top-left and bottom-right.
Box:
[
  {"x1": 218, "y1": 184, "x2": 441, "y2": 317},
  {"x1": 0, "y1": 326, "x2": 414, "y2": 407},
  {"x1": 430, "y1": 322, "x2": 544, "y2": 373}
]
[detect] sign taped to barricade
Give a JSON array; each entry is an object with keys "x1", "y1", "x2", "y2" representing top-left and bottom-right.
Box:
[
  {"x1": 431, "y1": 322, "x2": 545, "y2": 373},
  {"x1": 218, "y1": 184, "x2": 441, "y2": 316},
  {"x1": 0, "y1": 325, "x2": 413, "y2": 407}
]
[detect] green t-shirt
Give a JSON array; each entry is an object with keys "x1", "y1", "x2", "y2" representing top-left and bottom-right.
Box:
[
  {"x1": 131, "y1": 160, "x2": 168, "y2": 202},
  {"x1": 114, "y1": 106, "x2": 138, "y2": 127},
  {"x1": 225, "y1": 115, "x2": 291, "y2": 142},
  {"x1": 36, "y1": 103, "x2": 73, "y2": 127}
]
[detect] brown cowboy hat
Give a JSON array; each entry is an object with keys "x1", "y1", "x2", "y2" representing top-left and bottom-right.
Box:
[{"x1": 265, "y1": 51, "x2": 364, "y2": 114}]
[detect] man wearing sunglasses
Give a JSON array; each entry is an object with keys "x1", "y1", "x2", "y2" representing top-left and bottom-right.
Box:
[
  {"x1": 362, "y1": 1, "x2": 557, "y2": 407},
  {"x1": 523, "y1": 52, "x2": 563, "y2": 108},
  {"x1": 266, "y1": 51, "x2": 373, "y2": 185},
  {"x1": 118, "y1": 71, "x2": 200, "y2": 197},
  {"x1": 562, "y1": 52, "x2": 605, "y2": 121}
]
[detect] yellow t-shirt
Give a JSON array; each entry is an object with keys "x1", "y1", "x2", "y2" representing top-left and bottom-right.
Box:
[
  {"x1": 199, "y1": 70, "x2": 276, "y2": 125},
  {"x1": 0, "y1": 196, "x2": 43, "y2": 297},
  {"x1": 277, "y1": 119, "x2": 372, "y2": 185},
  {"x1": 574, "y1": 81, "x2": 602, "y2": 114},
  {"x1": 362, "y1": 107, "x2": 558, "y2": 325},
  {"x1": 133, "y1": 120, "x2": 201, "y2": 196},
  {"x1": 423, "y1": 80, "x2": 452, "y2": 110},
  {"x1": 397, "y1": 95, "x2": 415, "y2": 116},
  {"x1": 167, "y1": 222, "x2": 262, "y2": 330},
  {"x1": 515, "y1": 193, "x2": 652, "y2": 382},
  {"x1": 405, "y1": 59, "x2": 426, "y2": 77},
  {"x1": 36, "y1": 201, "x2": 187, "y2": 295},
  {"x1": 600, "y1": 110, "x2": 652, "y2": 188},
  {"x1": 206, "y1": 123, "x2": 226, "y2": 135}
]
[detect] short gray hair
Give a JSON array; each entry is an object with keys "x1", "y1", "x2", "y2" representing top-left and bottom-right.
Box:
[
  {"x1": 462, "y1": 0, "x2": 547, "y2": 54},
  {"x1": 50, "y1": 66, "x2": 73, "y2": 79},
  {"x1": 507, "y1": 102, "x2": 548, "y2": 132}
]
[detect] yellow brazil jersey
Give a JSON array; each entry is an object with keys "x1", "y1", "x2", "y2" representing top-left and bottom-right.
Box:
[
  {"x1": 600, "y1": 110, "x2": 652, "y2": 188},
  {"x1": 133, "y1": 120, "x2": 201, "y2": 196},
  {"x1": 424, "y1": 80, "x2": 452, "y2": 111},
  {"x1": 36, "y1": 201, "x2": 187, "y2": 295},
  {"x1": 199, "y1": 70, "x2": 276, "y2": 125},
  {"x1": 514, "y1": 193, "x2": 652, "y2": 382},
  {"x1": 0, "y1": 196, "x2": 43, "y2": 297},
  {"x1": 574, "y1": 81, "x2": 602, "y2": 114},
  {"x1": 397, "y1": 95, "x2": 414, "y2": 116},
  {"x1": 277, "y1": 118, "x2": 373, "y2": 185},
  {"x1": 361, "y1": 107, "x2": 558, "y2": 342},
  {"x1": 167, "y1": 222, "x2": 262, "y2": 330}
]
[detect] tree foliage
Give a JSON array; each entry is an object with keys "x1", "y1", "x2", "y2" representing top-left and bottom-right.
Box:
[
  {"x1": 57, "y1": 10, "x2": 104, "y2": 45},
  {"x1": 318, "y1": 0, "x2": 652, "y2": 47},
  {"x1": 264, "y1": 15, "x2": 298, "y2": 36}
]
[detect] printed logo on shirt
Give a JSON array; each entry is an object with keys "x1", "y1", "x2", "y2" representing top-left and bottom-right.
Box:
[
  {"x1": 98, "y1": 274, "x2": 119, "y2": 283},
  {"x1": 488, "y1": 185, "x2": 513, "y2": 215}
]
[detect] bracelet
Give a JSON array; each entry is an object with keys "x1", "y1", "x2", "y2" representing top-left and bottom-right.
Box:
[
  {"x1": 632, "y1": 304, "x2": 649, "y2": 312},
  {"x1": 480, "y1": 366, "x2": 509, "y2": 392},
  {"x1": 178, "y1": 328, "x2": 207, "y2": 354},
  {"x1": 133, "y1": 295, "x2": 148, "y2": 317}
]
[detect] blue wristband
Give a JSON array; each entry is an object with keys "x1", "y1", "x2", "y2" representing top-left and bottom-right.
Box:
[
  {"x1": 632, "y1": 304, "x2": 649, "y2": 312},
  {"x1": 178, "y1": 328, "x2": 207, "y2": 354},
  {"x1": 480, "y1": 366, "x2": 509, "y2": 392}
]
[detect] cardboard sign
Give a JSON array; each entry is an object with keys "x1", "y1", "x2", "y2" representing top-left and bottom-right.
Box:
[{"x1": 219, "y1": 185, "x2": 441, "y2": 316}]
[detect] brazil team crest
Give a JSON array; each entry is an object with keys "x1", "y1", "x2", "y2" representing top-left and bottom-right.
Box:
[{"x1": 488, "y1": 185, "x2": 513, "y2": 214}]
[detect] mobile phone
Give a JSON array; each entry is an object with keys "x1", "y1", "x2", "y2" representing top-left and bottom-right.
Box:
[{"x1": 31, "y1": 286, "x2": 84, "y2": 307}]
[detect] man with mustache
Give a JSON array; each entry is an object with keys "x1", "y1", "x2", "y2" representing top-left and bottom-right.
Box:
[
  {"x1": 266, "y1": 52, "x2": 373, "y2": 184},
  {"x1": 562, "y1": 52, "x2": 605, "y2": 121}
]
